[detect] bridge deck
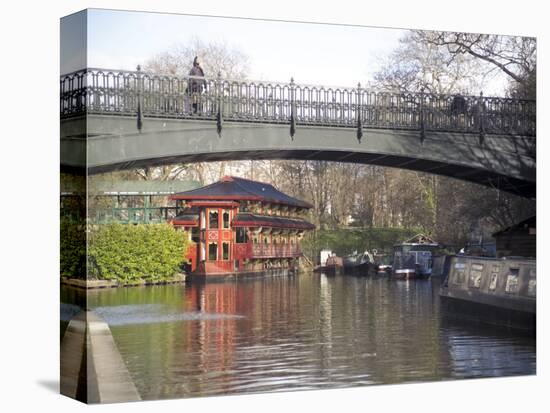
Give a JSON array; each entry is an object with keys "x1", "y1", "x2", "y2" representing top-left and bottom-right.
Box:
[{"x1": 60, "y1": 69, "x2": 536, "y2": 198}]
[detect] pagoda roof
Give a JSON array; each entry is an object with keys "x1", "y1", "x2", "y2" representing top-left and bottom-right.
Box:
[
  {"x1": 170, "y1": 176, "x2": 313, "y2": 209},
  {"x1": 232, "y1": 213, "x2": 315, "y2": 230}
]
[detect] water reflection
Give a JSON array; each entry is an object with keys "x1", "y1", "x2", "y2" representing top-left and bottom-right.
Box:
[{"x1": 63, "y1": 274, "x2": 535, "y2": 400}]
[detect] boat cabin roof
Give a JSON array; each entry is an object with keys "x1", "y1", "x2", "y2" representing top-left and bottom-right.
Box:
[{"x1": 394, "y1": 233, "x2": 439, "y2": 248}]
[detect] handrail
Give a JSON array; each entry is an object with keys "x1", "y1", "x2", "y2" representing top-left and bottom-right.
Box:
[{"x1": 60, "y1": 67, "x2": 536, "y2": 137}]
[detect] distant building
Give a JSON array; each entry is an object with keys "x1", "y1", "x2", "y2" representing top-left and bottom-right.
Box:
[
  {"x1": 492, "y1": 216, "x2": 536, "y2": 258},
  {"x1": 170, "y1": 176, "x2": 315, "y2": 277},
  {"x1": 61, "y1": 179, "x2": 201, "y2": 223}
]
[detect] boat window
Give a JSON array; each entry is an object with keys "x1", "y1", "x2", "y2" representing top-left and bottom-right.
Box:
[
  {"x1": 208, "y1": 242, "x2": 218, "y2": 261},
  {"x1": 527, "y1": 279, "x2": 536, "y2": 297},
  {"x1": 236, "y1": 228, "x2": 248, "y2": 243},
  {"x1": 200, "y1": 210, "x2": 206, "y2": 229},
  {"x1": 222, "y1": 242, "x2": 230, "y2": 261},
  {"x1": 455, "y1": 269, "x2": 465, "y2": 284},
  {"x1": 452, "y1": 263, "x2": 466, "y2": 284},
  {"x1": 191, "y1": 227, "x2": 200, "y2": 243},
  {"x1": 222, "y1": 210, "x2": 230, "y2": 229},
  {"x1": 208, "y1": 210, "x2": 219, "y2": 229},
  {"x1": 489, "y1": 265, "x2": 500, "y2": 291},
  {"x1": 468, "y1": 263, "x2": 484, "y2": 288},
  {"x1": 527, "y1": 267, "x2": 536, "y2": 297},
  {"x1": 505, "y1": 268, "x2": 520, "y2": 294}
]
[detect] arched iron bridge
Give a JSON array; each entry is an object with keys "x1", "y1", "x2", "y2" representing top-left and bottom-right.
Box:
[{"x1": 60, "y1": 67, "x2": 536, "y2": 198}]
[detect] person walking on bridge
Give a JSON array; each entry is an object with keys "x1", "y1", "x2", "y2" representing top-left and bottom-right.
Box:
[{"x1": 188, "y1": 56, "x2": 207, "y2": 114}]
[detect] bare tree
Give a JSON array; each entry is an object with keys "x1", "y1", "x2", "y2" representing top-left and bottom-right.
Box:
[
  {"x1": 144, "y1": 37, "x2": 250, "y2": 80},
  {"x1": 128, "y1": 39, "x2": 251, "y2": 183},
  {"x1": 373, "y1": 31, "x2": 490, "y2": 94},
  {"x1": 414, "y1": 31, "x2": 536, "y2": 98}
]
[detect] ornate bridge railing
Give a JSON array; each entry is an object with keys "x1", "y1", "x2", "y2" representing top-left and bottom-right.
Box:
[{"x1": 60, "y1": 67, "x2": 536, "y2": 137}]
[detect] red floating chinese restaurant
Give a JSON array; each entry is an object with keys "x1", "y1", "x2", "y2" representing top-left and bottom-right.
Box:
[{"x1": 170, "y1": 176, "x2": 315, "y2": 278}]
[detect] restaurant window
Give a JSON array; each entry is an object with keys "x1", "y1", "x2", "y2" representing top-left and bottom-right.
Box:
[
  {"x1": 191, "y1": 227, "x2": 200, "y2": 243},
  {"x1": 222, "y1": 242, "x2": 230, "y2": 261},
  {"x1": 208, "y1": 210, "x2": 219, "y2": 229},
  {"x1": 236, "y1": 228, "x2": 248, "y2": 243},
  {"x1": 208, "y1": 242, "x2": 218, "y2": 261},
  {"x1": 489, "y1": 265, "x2": 500, "y2": 291},
  {"x1": 264, "y1": 235, "x2": 269, "y2": 244},
  {"x1": 505, "y1": 268, "x2": 520, "y2": 294},
  {"x1": 468, "y1": 263, "x2": 484, "y2": 288},
  {"x1": 222, "y1": 210, "x2": 230, "y2": 229}
]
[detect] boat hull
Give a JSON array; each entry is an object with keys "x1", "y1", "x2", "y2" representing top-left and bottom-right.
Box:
[
  {"x1": 343, "y1": 261, "x2": 371, "y2": 275},
  {"x1": 314, "y1": 265, "x2": 343, "y2": 276},
  {"x1": 186, "y1": 267, "x2": 296, "y2": 282},
  {"x1": 392, "y1": 268, "x2": 430, "y2": 279},
  {"x1": 439, "y1": 255, "x2": 536, "y2": 332},
  {"x1": 440, "y1": 288, "x2": 535, "y2": 332}
]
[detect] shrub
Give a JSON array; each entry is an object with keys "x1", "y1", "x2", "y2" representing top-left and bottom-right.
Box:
[
  {"x1": 87, "y1": 223, "x2": 188, "y2": 282},
  {"x1": 60, "y1": 219, "x2": 87, "y2": 278}
]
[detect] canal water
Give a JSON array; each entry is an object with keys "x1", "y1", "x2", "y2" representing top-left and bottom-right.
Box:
[{"x1": 62, "y1": 273, "x2": 536, "y2": 400}]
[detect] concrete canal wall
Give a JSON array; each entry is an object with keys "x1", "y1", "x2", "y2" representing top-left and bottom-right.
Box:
[
  {"x1": 60, "y1": 310, "x2": 141, "y2": 403},
  {"x1": 61, "y1": 273, "x2": 185, "y2": 289}
]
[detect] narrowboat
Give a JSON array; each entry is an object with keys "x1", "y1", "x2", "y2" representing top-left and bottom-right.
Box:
[
  {"x1": 374, "y1": 254, "x2": 392, "y2": 276},
  {"x1": 439, "y1": 255, "x2": 536, "y2": 332},
  {"x1": 314, "y1": 250, "x2": 344, "y2": 275},
  {"x1": 343, "y1": 250, "x2": 374, "y2": 275},
  {"x1": 392, "y1": 234, "x2": 440, "y2": 279},
  {"x1": 323, "y1": 255, "x2": 344, "y2": 275}
]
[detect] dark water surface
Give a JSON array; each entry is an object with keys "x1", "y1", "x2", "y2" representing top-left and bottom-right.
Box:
[{"x1": 70, "y1": 273, "x2": 536, "y2": 400}]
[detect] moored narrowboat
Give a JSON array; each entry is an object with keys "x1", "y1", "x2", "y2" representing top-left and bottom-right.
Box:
[
  {"x1": 392, "y1": 234, "x2": 440, "y2": 279},
  {"x1": 314, "y1": 250, "x2": 344, "y2": 275},
  {"x1": 374, "y1": 254, "x2": 392, "y2": 276},
  {"x1": 439, "y1": 255, "x2": 536, "y2": 331},
  {"x1": 343, "y1": 250, "x2": 374, "y2": 275},
  {"x1": 323, "y1": 255, "x2": 344, "y2": 275}
]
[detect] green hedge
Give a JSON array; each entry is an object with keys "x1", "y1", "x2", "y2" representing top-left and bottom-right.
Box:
[
  {"x1": 60, "y1": 219, "x2": 87, "y2": 278},
  {"x1": 87, "y1": 223, "x2": 189, "y2": 282}
]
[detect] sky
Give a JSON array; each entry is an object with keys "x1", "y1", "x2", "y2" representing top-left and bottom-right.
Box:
[
  {"x1": 60, "y1": 8, "x2": 509, "y2": 94},
  {"x1": 82, "y1": 9, "x2": 406, "y2": 88}
]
